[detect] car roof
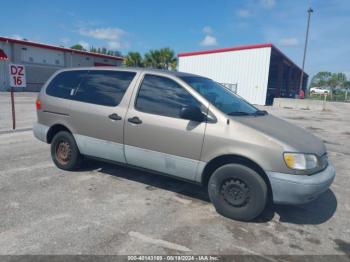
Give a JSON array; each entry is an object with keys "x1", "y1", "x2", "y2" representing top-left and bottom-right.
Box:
[{"x1": 57, "y1": 66, "x2": 204, "y2": 78}]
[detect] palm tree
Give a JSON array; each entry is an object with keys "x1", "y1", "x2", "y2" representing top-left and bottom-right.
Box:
[
  {"x1": 144, "y1": 50, "x2": 162, "y2": 69},
  {"x1": 159, "y1": 48, "x2": 177, "y2": 70},
  {"x1": 124, "y1": 52, "x2": 144, "y2": 67},
  {"x1": 144, "y1": 48, "x2": 177, "y2": 70}
]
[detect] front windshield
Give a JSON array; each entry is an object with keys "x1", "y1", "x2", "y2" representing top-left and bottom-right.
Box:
[{"x1": 180, "y1": 76, "x2": 259, "y2": 116}]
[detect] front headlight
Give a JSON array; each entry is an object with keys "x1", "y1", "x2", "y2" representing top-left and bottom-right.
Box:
[{"x1": 283, "y1": 153, "x2": 318, "y2": 170}]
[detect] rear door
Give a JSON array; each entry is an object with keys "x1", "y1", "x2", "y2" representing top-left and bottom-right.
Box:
[
  {"x1": 69, "y1": 69, "x2": 138, "y2": 163},
  {"x1": 124, "y1": 73, "x2": 208, "y2": 181}
]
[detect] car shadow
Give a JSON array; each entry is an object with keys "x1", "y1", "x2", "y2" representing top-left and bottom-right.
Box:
[
  {"x1": 257, "y1": 189, "x2": 337, "y2": 224},
  {"x1": 81, "y1": 159, "x2": 210, "y2": 203},
  {"x1": 82, "y1": 159, "x2": 337, "y2": 225}
]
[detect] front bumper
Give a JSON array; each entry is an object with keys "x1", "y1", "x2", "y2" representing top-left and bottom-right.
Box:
[{"x1": 266, "y1": 163, "x2": 336, "y2": 204}]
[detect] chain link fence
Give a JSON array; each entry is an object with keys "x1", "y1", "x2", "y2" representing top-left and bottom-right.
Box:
[{"x1": 307, "y1": 90, "x2": 350, "y2": 103}]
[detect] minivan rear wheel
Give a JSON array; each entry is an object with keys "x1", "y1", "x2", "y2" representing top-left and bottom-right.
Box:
[
  {"x1": 51, "y1": 131, "x2": 82, "y2": 171},
  {"x1": 208, "y1": 163, "x2": 267, "y2": 221}
]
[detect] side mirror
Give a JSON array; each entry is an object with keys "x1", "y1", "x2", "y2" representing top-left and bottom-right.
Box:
[{"x1": 180, "y1": 106, "x2": 205, "y2": 122}]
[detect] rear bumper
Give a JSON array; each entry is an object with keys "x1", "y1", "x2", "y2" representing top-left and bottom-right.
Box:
[
  {"x1": 33, "y1": 123, "x2": 49, "y2": 143},
  {"x1": 267, "y1": 163, "x2": 336, "y2": 204}
]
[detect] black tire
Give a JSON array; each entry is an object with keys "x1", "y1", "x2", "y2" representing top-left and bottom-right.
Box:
[
  {"x1": 208, "y1": 163, "x2": 267, "y2": 221},
  {"x1": 51, "y1": 131, "x2": 82, "y2": 171}
]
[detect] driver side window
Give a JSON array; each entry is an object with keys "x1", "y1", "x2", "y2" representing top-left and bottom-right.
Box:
[{"x1": 135, "y1": 74, "x2": 201, "y2": 118}]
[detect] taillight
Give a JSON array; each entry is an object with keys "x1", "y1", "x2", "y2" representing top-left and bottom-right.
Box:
[{"x1": 36, "y1": 98, "x2": 41, "y2": 110}]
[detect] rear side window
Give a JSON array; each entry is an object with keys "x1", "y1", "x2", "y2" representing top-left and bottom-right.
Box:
[
  {"x1": 46, "y1": 70, "x2": 136, "y2": 106},
  {"x1": 46, "y1": 70, "x2": 86, "y2": 99},
  {"x1": 135, "y1": 74, "x2": 201, "y2": 118},
  {"x1": 74, "y1": 70, "x2": 136, "y2": 106}
]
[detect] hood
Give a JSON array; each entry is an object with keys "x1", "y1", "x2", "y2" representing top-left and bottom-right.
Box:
[{"x1": 233, "y1": 114, "x2": 326, "y2": 156}]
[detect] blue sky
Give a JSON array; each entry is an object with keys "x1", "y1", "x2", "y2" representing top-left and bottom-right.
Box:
[{"x1": 1, "y1": 0, "x2": 349, "y2": 78}]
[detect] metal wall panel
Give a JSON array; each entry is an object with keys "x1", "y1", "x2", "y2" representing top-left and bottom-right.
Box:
[
  {"x1": 178, "y1": 47, "x2": 272, "y2": 105},
  {"x1": 16, "y1": 45, "x2": 65, "y2": 66},
  {"x1": 0, "y1": 61, "x2": 9, "y2": 91},
  {"x1": 0, "y1": 42, "x2": 11, "y2": 91},
  {"x1": 0, "y1": 41, "x2": 123, "y2": 91}
]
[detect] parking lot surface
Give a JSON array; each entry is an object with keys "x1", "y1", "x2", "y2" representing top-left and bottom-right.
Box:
[{"x1": 0, "y1": 92, "x2": 349, "y2": 256}]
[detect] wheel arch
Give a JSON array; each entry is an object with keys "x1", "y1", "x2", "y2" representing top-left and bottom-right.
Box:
[
  {"x1": 47, "y1": 124, "x2": 72, "y2": 144},
  {"x1": 201, "y1": 154, "x2": 272, "y2": 200}
]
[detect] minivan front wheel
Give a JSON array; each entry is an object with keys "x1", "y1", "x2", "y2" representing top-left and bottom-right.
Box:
[
  {"x1": 51, "y1": 131, "x2": 82, "y2": 171},
  {"x1": 208, "y1": 163, "x2": 267, "y2": 221}
]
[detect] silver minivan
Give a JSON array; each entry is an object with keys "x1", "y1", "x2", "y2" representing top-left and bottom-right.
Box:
[{"x1": 33, "y1": 68, "x2": 335, "y2": 221}]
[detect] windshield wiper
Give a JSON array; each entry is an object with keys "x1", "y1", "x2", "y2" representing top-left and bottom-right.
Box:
[
  {"x1": 228, "y1": 110, "x2": 268, "y2": 116},
  {"x1": 227, "y1": 111, "x2": 252, "y2": 116},
  {"x1": 253, "y1": 110, "x2": 268, "y2": 116}
]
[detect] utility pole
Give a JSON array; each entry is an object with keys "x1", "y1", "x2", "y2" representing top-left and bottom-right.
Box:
[{"x1": 299, "y1": 7, "x2": 313, "y2": 94}]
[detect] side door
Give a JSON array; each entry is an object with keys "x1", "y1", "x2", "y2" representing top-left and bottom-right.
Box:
[
  {"x1": 124, "y1": 73, "x2": 208, "y2": 181},
  {"x1": 69, "y1": 69, "x2": 138, "y2": 163}
]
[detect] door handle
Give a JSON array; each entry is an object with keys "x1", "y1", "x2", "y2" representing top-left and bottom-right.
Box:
[
  {"x1": 128, "y1": 116, "x2": 142, "y2": 124},
  {"x1": 108, "y1": 113, "x2": 122, "y2": 121}
]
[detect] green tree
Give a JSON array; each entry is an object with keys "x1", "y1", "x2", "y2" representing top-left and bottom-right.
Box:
[
  {"x1": 89, "y1": 46, "x2": 97, "y2": 53},
  {"x1": 310, "y1": 72, "x2": 347, "y2": 89},
  {"x1": 113, "y1": 50, "x2": 122, "y2": 57},
  {"x1": 88, "y1": 46, "x2": 121, "y2": 57},
  {"x1": 143, "y1": 48, "x2": 177, "y2": 70},
  {"x1": 70, "y1": 44, "x2": 86, "y2": 51},
  {"x1": 124, "y1": 52, "x2": 143, "y2": 67},
  {"x1": 144, "y1": 49, "x2": 162, "y2": 68},
  {"x1": 310, "y1": 71, "x2": 332, "y2": 87},
  {"x1": 329, "y1": 73, "x2": 347, "y2": 88},
  {"x1": 310, "y1": 71, "x2": 348, "y2": 98},
  {"x1": 159, "y1": 47, "x2": 177, "y2": 70},
  {"x1": 345, "y1": 81, "x2": 350, "y2": 88}
]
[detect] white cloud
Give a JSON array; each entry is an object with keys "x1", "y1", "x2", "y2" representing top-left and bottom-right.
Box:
[
  {"x1": 279, "y1": 37, "x2": 299, "y2": 46},
  {"x1": 202, "y1": 26, "x2": 213, "y2": 34},
  {"x1": 11, "y1": 34, "x2": 23, "y2": 40},
  {"x1": 79, "y1": 27, "x2": 124, "y2": 41},
  {"x1": 200, "y1": 35, "x2": 218, "y2": 46},
  {"x1": 78, "y1": 27, "x2": 127, "y2": 50},
  {"x1": 200, "y1": 26, "x2": 218, "y2": 47},
  {"x1": 107, "y1": 41, "x2": 121, "y2": 50},
  {"x1": 261, "y1": 0, "x2": 276, "y2": 9},
  {"x1": 237, "y1": 9, "x2": 252, "y2": 18},
  {"x1": 78, "y1": 40, "x2": 90, "y2": 50}
]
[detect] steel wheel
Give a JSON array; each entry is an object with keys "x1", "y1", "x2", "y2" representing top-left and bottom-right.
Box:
[
  {"x1": 55, "y1": 140, "x2": 72, "y2": 165},
  {"x1": 51, "y1": 131, "x2": 82, "y2": 171},
  {"x1": 220, "y1": 178, "x2": 250, "y2": 207},
  {"x1": 208, "y1": 163, "x2": 267, "y2": 221}
]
